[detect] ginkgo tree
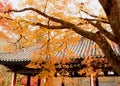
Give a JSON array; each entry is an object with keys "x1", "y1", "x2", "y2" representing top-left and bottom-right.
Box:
[{"x1": 0, "y1": 0, "x2": 120, "y2": 77}]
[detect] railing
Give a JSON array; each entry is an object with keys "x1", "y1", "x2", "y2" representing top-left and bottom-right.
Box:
[{"x1": 51, "y1": 77, "x2": 120, "y2": 86}]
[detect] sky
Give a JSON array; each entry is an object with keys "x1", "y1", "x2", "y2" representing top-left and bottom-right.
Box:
[
  {"x1": 9, "y1": 0, "x2": 20, "y2": 8},
  {"x1": 7, "y1": 0, "x2": 102, "y2": 14},
  {"x1": 7, "y1": 0, "x2": 103, "y2": 20}
]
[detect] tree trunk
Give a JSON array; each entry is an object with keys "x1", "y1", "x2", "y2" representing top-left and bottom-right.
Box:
[
  {"x1": 95, "y1": 35, "x2": 120, "y2": 75},
  {"x1": 97, "y1": 0, "x2": 120, "y2": 75},
  {"x1": 99, "y1": 0, "x2": 120, "y2": 43}
]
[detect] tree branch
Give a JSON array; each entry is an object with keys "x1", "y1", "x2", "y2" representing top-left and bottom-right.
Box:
[
  {"x1": 5, "y1": 8, "x2": 66, "y2": 25},
  {"x1": 79, "y1": 17, "x2": 109, "y2": 24},
  {"x1": 81, "y1": 10, "x2": 98, "y2": 17},
  {"x1": 81, "y1": 10, "x2": 107, "y2": 19},
  {"x1": 81, "y1": 10, "x2": 109, "y2": 23},
  {"x1": 21, "y1": 20, "x2": 66, "y2": 29},
  {"x1": 34, "y1": 22, "x2": 66, "y2": 29},
  {"x1": 44, "y1": 0, "x2": 48, "y2": 13},
  {"x1": 98, "y1": 0, "x2": 120, "y2": 43},
  {"x1": 5, "y1": 7, "x2": 97, "y2": 41},
  {"x1": 89, "y1": 21, "x2": 116, "y2": 42},
  {"x1": 0, "y1": 16, "x2": 13, "y2": 20}
]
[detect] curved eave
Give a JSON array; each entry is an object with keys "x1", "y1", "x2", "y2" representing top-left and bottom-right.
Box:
[{"x1": 0, "y1": 60, "x2": 31, "y2": 65}]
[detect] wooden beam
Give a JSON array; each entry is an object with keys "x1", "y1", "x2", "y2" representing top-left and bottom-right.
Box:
[{"x1": 11, "y1": 72, "x2": 17, "y2": 86}]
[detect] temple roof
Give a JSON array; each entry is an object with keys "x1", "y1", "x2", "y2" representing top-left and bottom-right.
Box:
[
  {"x1": 56, "y1": 37, "x2": 104, "y2": 58},
  {"x1": 0, "y1": 37, "x2": 120, "y2": 64},
  {"x1": 0, "y1": 46, "x2": 35, "y2": 64}
]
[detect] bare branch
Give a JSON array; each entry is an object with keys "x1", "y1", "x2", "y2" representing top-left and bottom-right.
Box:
[
  {"x1": 79, "y1": 17, "x2": 109, "y2": 24},
  {"x1": 21, "y1": 20, "x2": 66, "y2": 29},
  {"x1": 81, "y1": 10, "x2": 98, "y2": 18},
  {"x1": 15, "y1": 34, "x2": 22, "y2": 43},
  {"x1": 81, "y1": 10, "x2": 108, "y2": 23},
  {"x1": 34, "y1": 22, "x2": 65, "y2": 29},
  {"x1": 7, "y1": 34, "x2": 22, "y2": 44},
  {"x1": 44, "y1": 0, "x2": 48, "y2": 13},
  {"x1": 0, "y1": 16, "x2": 13, "y2": 20},
  {"x1": 89, "y1": 21, "x2": 116, "y2": 42}
]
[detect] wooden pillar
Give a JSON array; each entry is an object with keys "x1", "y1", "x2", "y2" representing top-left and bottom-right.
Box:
[
  {"x1": 37, "y1": 78, "x2": 41, "y2": 86},
  {"x1": 90, "y1": 75, "x2": 94, "y2": 86},
  {"x1": 11, "y1": 72, "x2": 17, "y2": 86},
  {"x1": 90, "y1": 75, "x2": 99, "y2": 86},
  {"x1": 95, "y1": 77, "x2": 99, "y2": 86},
  {"x1": 61, "y1": 82, "x2": 65, "y2": 86},
  {"x1": 27, "y1": 74, "x2": 31, "y2": 86}
]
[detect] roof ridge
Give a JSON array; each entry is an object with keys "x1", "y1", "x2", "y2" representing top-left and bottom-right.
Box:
[{"x1": 0, "y1": 46, "x2": 35, "y2": 54}]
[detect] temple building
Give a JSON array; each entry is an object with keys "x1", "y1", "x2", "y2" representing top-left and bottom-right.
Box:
[{"x1": 0, "y1": 37, "x2": 119, "y2": 86}]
